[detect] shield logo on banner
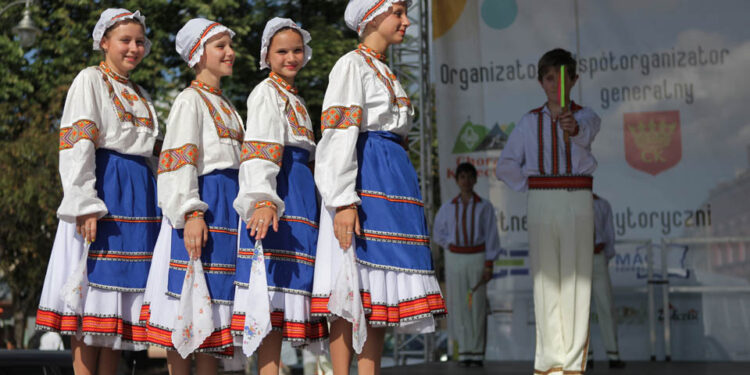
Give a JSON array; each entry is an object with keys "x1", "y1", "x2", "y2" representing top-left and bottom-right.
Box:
[{"x1": 623, "y1": 111, "x2": 682, "y2": 176}]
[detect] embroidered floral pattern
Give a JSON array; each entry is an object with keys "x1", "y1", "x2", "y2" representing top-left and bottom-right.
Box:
[
  {"x1": 121, "y1": 88, "x2": 138, "y2": 105},
  {"x1": 220, "y1": 101, "x2": 233, "y2": 116},
  {"x1": 240, "y1": 241, "x2": 271, "y2": 356},
  {"x1": 59, "y1": 120, "x2": 99, "y2": 150},
  {"x1": 321, "y1": 106, "x2": 363, "y2": 130},
  {"x1": 99, "y1": 61, "x2": 129, "y2": 83},
  {"x1": 355, "y1": 49, "x2": 411, "y2": 110},
  {"x1": 295, "y1": 102, "x2": 308, "y2": 122},
  {"x1": 191, "y1": 82, "x2": 244, "y2": 143},
  {"x1": 358, "y1": 43, "x2": 386, "y2": 61},
  {"x1": 240, "y1": 141, "x2": 283, "y2": 166},
  {"x1": 172, "y1": 259, "x2": 214, "y2": 358},
  {"x1": 192, "y1": 80, "x2": 222, "y2": 96},
  {"x1": 98, "y1": 63, "x2": 155, "y2": 130},
  {"x1": 395, "y1": 97, "x2": 411, "y2": 108},
  {"x1": 158, "y1": 144, "x2": 199, "y2": 174},
  {"x1": 266, "y1": 79, "x2": 315, "y2": 141},
  {"x1": 269, "y1": 72, "x2": 298, "y2": 94}
]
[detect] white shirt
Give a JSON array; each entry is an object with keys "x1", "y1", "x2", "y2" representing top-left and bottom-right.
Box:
[
  {"x1": 233, "y1": 74, "x2": 316, "y2": 222},
  {"x1": 314, "y1": 45, "x2": 414, "y2": 208},
  {"x1": 57, "y1": 63, "x2": 159, "y2": 222},
  {"x1": 433, "y1": 194, "x2": 503, "y2": 262},
  {"x1": 157, "y1": 81, "x2": 243, "y2": 229},
  {"x1": 495, "y1": 103, "x2": 600, "y2": 192},
  {"x1": 594, "y1": 195, "x2": 616, "y2": 260}
]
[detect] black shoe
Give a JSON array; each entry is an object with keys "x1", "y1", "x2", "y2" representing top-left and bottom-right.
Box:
[
  {"x1": 586, "y1": 359, "x2": 594, "y2": 370},
  {"x1": 471, "y1": 360, "x2": 484, "y2": 367},
  {"x1": 458, "y1": 360, "x2": 471, "y2": 367},
  {"x1": 609, "y1": 359, "x2": 626, "y2": 369}
]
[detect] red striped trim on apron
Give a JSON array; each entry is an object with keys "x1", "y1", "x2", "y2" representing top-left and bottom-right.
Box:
[
  {"x1": 88, "y1": 251, "x2": 152, "y2": 261},
  {"x1": 36, "y1": 308, "x2": 147, "y2": 342},
  {"x1": 139, "y1": 303, "x2": 150, "y2": 323},
  {"x1": 144, "y1": 323, "x2": 234, "y2": 353},
  {"x1": 310, "y1": 291, "x2": 446, "y2": 325},
  {"x1": 230, "y1": 311, "x2": 328, "y2": 341},
  {"x1": 237, "y1": 250, "x2": 315, "y2": 264},
  {"x1": 168, "y1": 261, "x2": 235, "y2": 273}
]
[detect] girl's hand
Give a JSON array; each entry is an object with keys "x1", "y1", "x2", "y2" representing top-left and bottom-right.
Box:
[
  {"x1": 184, "y1": 216, "x2": 209, "y2": 260},
  {"x1": 247, "y1": 206, "x2": 278, "y2": 240},
  {"x1": 76, "y1": 213, "x2": 98, "y2": 243},
  {"x1": 333, "y1": 205, "x2": 360, "y2": 250}
]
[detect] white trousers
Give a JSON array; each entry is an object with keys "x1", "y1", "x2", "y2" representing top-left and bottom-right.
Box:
[
  {"x1": 528, "y1": 189, "x2": 593, "y2": 375},
  {"x1": 589, "y1": 253, "x2": 620, "y2": 360},
  {"x1": 444, "y1": 251, "x2": 486, "y2": 361}
]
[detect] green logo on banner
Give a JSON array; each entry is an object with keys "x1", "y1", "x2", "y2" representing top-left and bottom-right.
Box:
[
  {"x1": 452, "y1": 119, "x2": 515, "y2": 154},
  {"x1": 453, "y1": 119, "x2": 487, "y2": 153}
]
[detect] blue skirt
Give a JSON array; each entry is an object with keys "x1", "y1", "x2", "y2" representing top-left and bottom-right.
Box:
[
  {"x1": 167, "y1": 169, "x2": 239, "y2": 304},
  {"x1": 355, "y1": 131, "x2": 434, "y2": 272},
  {"x1": 236, "y1": 146, "x2": 318, "y2": 295},
  {"x1": 87, "y1": 149, "x2": 161, "y2": 291}
]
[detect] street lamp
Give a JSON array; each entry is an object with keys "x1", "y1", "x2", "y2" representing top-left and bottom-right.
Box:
[{"x1": 1, "y1": 0, "x2": 40, "y2": 48}]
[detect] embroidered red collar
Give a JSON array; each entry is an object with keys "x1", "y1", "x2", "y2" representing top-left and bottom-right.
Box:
[
  {"x1": 269, "y1": 72, "x2": 298, "y2": 94},
  {"x1": 99, "y1": 61, "x2": 129, "y2": 84},
  {"x1": 191, "y1": 80, "x2": 222, "y2": 95},
  {"x1": 358, "y1": 43, "x2": 386, "y2": 62}
]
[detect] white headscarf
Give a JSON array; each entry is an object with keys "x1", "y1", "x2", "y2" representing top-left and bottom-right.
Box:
[
  {"x1": 92, "y1": 8, "x2": 152, "y2": 56},
  {"x1": 344, "y1": 0, "x2": 411, "y2": 36},
  {"x1": 175, "y1": 18, "x2": 236, "y2": 68},
  {"x1": 260, "y1": 17, "x2": 312, "y2": 70}
]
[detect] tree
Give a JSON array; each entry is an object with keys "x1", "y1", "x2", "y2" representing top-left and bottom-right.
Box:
[{"x1": 0, "y1": 0, "x2": 355, "y2": 347}]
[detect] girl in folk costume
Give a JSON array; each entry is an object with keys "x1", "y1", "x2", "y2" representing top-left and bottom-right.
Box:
[
  {"x1": 313, "y1": 1, "x2": 446, "y2": 373},
  {"x1": 35, "y1": 8, "x2": 161, "y2": 374},
  {"x1": 231, "y1": 18, "x2": 328, "y2": 374},
  {"x1": 140, "y1": 18, "x2": 243, "y2": 373}
]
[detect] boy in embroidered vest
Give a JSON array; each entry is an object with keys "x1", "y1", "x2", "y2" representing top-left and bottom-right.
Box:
[
  {"x1": 588, "y1": 194, "x2": 626, "y2": 369},
  {"x1": 495, "y1": 48, "x2": 601, "y2": 375},
  {"x1": 433, "y1": 162, "x2": 502, "y2": 367}
]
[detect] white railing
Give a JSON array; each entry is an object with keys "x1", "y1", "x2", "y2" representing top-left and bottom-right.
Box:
[{"x1": 657, "y1": 236, "x2": 750, "y2": 361}]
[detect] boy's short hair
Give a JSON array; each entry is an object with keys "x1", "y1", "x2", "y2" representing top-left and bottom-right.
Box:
[
  {"x1": 537, "y1": 48, "x2": 577, "y2": 82},
  {"x1": 455, "y1": 162, "x2": 477, "y2": 180}
]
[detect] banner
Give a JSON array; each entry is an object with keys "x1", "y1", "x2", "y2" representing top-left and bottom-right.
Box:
[{"x1": 432, "y1": 0, "x2": 750, "y2": 361}]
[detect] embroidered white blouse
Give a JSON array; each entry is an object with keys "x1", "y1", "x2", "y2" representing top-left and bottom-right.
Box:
[
  {"x1": 433, "y1": 194, "x2": 503, "y2": 262},
  {"x1": 314, "y1": 44, "x2": 414, "y2": 209},
  {"x1": 157, "y1": 81, "x2": 244, "y2": 229},
  {"x1": 233, "y1": 73, "x2": 316, "y2": 222},
  {"x1": 495, "y1": 103, "x2": 601, "y2": 192},
  {"x1": 594, "y1": 195, "x2": 616, "y2": 260},
  {"x1": 57, "y1": 62, "x2": 159, "y2": 222}
]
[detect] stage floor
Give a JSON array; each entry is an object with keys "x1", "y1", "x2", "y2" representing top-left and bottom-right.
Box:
[{"x1": 381, "y1": 361, "x2": 750, "y2": 375}]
